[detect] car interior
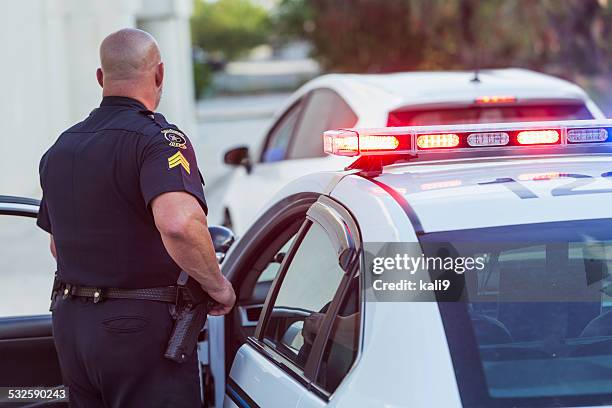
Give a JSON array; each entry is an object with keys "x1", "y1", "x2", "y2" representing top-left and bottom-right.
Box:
[
  {"x1": 223, "y1": 220, "x2": 303, "y2": 370},
  {"x1": 441, "y1": 240, "x2": 612, "y2": 399}
]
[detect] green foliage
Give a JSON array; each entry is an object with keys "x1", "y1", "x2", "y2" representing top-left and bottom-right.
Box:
[
  {"x1": 191, "y1": 0, "x2": 271, "y2": 60},
  {"x1": 192, "y1": 61, "x2": 213, "y2": 100},
  {"x1": 274, "y1": 0, "x2": 612, "y2": 76}
]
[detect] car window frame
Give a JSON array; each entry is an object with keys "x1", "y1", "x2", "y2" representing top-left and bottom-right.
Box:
[
  {"x1": 259, "y1": 98, "x2": 307, "y2": 163},
  {"x1": 248, "y1": 196, "x2": 363, "y2": 400},
  {"x1": 0, "y1": 196, "x2": 40, "y2": 218},
  {"x1": 285, "y1": 88, "x2": 357, "y2": 161},
  {"x1": 0, "y1": 196, "x2": 52, "y2": 319}
]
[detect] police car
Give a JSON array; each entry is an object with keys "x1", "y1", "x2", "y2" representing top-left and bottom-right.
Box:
[
  {"x1": 2, "y1": 121, "x2": 612, "y2": 408},
  {"x1": 219, "y1": 69, "x2": 605, "y2": 235},
  {"x1": 218, "y1": 119, "x2": 612, "y2": 407}
]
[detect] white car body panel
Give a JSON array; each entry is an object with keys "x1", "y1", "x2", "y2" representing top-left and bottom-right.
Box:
[
  {"x1": 378, "y1": 155, "x2": 612, "y2": 232},
  {"x1": 226, "y1": 147, "x2": 612, "y2": 407},
  {"x1": 221, "y1": 69, "x2": 605, "y2": 235},
  {"x1": 296, "y1": 303, "x2": 461, "y2": 408},
  {"x1": 329, "y1": 174, "x2": 419, "y2": 242},
  {"x1": 226, "y1": 345, "x2": 304, "y2": 408}
]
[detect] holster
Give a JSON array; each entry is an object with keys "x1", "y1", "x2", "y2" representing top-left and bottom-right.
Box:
[
  {"x1": 164, "y1": 272, "x2": 211, "y2": 363},
  {"x1": 49, "y1": 272, "x2": 61, "y2": 312}
]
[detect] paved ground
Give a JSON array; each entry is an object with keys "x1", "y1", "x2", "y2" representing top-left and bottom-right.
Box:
[{"x1": 0, "y1": 93, "x2": 286, "y2": 317}]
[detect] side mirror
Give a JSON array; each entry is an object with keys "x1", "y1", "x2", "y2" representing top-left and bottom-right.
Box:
[
  {"x1": 208, "y1": 225, "x2": 235, "y2": 263},
  {"x1": 223, "y1": 146, "x2": 252, "y2": 174}
]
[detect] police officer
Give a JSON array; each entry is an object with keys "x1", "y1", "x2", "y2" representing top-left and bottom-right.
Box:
[{"x1": 36, "y1": 28, "x2": 236, "y2": 407}]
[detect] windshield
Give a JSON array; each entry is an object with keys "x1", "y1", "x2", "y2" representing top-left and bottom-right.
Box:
[
  {"x1": 388, "y1": 103, "x2": 593, "y2": 126},
  {"x1": 420, "y1": 218, "x2": 612, "y2": 407}
]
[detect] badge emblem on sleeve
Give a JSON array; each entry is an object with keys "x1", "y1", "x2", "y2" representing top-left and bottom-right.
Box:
[{"x1": 162, "y1": 129, "x2": 187, "y2": 150}]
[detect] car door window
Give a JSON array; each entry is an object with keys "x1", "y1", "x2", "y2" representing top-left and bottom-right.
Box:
[
  {"x1": 263, "y1": 221, "x2": 345, "y2": 369},
  {"x1": 262, "y1": 101, "x2": 303, "y2": 163},
  {"x1": 0, "y1": 214, "x2": 56, "y2": 316},
  {"x1": 315, "y1": 276, "x2": 360, "y2": 393},
  {"x1": 287, "y1": 89, "x2": 357, "y2": 160},
  {"x1": 256, "y1": 237, "x2": 296, "y2": 284}
]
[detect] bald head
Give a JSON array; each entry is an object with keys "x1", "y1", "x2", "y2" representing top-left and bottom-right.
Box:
[
  {"x1": 97, "y1": 28, "x2": 164, "y2": 110},
  {"x1": 100, "y1": 28, "x2": 160, "y2": 80}
]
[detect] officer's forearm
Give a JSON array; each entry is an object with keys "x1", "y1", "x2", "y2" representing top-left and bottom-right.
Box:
[
  {"x1": 159, "y1": 215, "x2": 226, "y2": 292},
  {"x1": 152, "y1": 192, "x2": 226, "y2": 293}
]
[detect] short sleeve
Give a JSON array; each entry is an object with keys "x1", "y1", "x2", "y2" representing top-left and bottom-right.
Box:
[
  {"x1": 37, "y1": 152, "x2": 53, "y2": 233},
  {"x1": 37, "y1": 196, "x2": 52, "y2": 233},
  {"x1": 139, "y1": 128, "x2": 208, "y2": 214}
]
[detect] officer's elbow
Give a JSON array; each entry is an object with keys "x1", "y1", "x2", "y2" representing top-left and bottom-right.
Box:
[
  {"x1": 151, "y1": 192, "x2": 206, "y2": 241},
  {"x1": 156, "y1": 211, "x2": 203, "y2": 241}
]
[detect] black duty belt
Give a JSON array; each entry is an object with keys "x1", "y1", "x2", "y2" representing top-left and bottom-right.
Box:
[
  {"x1": 51, "y1": 272, "x2": 213, "y2": 364},
  {"x1": 55, "y1": 283, "x2": 185, "y2": 304}
]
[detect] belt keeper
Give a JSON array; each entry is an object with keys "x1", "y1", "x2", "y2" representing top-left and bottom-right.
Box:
[
  {"x1": 62, "y1": 284, "x2": 73, "y2": 300},
  {"x1": 93, "y1": 288, "x2": 103, "y2": 304}
]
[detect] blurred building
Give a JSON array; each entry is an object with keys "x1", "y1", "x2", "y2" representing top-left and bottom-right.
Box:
[{"x1": 0, "y1": 0, "x2": 196, "y2": 197}]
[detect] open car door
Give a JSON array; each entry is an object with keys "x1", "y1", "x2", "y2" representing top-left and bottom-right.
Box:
[{"x1": 0, "y1": 196, "x2": 65, "y2": 406}]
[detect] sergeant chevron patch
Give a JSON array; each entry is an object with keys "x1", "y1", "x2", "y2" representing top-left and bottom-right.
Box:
[{"x1": 168, "y1": 151, "x2": 191, "y2": 174}]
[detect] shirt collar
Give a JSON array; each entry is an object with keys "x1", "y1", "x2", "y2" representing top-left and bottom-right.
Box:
[{"x1": 100, "y1": 96, "x2": 147, "y2": 110}]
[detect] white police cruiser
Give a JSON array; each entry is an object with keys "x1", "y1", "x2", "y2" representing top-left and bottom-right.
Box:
[
  {"x1": 2, "y1": 120, "x2": 612, "y2": 407},
  {"x1": 219, "y1": 119, "x2": 612, "y2": 407}
]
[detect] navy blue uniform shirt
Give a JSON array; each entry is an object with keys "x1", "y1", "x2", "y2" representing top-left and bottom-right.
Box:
[{"x1": 37, "y1": 96, "x2": 207, "y2": 289}]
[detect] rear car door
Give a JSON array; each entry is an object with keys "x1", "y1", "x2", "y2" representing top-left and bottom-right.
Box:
[
  {"x1": 225, "y1": 197, "x2": 362, "y2": 408},
  {"x1": 0, "y1": 196, "x2": 63, "y2": 400}
]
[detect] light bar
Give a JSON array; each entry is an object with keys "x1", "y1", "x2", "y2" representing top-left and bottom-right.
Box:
[
  {"x1": 417, "y1": 134, "x2": 459, "y2": 149},
  {"x1": 475, "y1": 95, "x2": 517, "y2": 104},
  {"x1": 516, "y1": 130, "x2": 559, "y2": 145},
  {"x1": 361, "y1": 135, "x2": 400, "y2": 151},
  {"x1": 467, "y1": 132, "x2": 509, "y2": 147},
  {"x1": 567, "y1": 128, "x2": 608, "y2": 143},
  {"x1": 322, "y1": 119, "x2": 612, "y2": 160},
  {"x1": 323, "y1": 130, "x2": 403, "y2": 156}
]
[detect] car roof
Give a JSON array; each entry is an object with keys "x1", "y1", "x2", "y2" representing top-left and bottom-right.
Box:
[
  {"x1": 336, "y1": 68, "x2": 588, "y2": 102},
  {"x1": 289, "y1": 68, "x2": 601, "y2": 127},
  {"x1": 369, "y1": 154, "x2": 612, "y2": 233}
]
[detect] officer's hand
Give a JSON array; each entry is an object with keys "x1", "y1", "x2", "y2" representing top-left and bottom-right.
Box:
[{"x1": 207, "y1": 278, "x2": 236, "y2": 316}]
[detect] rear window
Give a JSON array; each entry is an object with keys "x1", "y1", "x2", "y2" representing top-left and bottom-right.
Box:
[
  {"x1": 388, "y1": 104, "x2": 593, "y2": 126},
  {"x1": 420, "y1": 219, "x2": 612, "y2": 407}
]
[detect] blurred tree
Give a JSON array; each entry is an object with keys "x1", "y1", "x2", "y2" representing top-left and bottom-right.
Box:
[
  {"x1": 191, "y1": 0, "x2": 271, "y2": 97},
  {"x1": 191, "y1": 0, "x2": 271, "y2": 60},
  {"x1": 273, "y1": 0, "x2": 612, "y2": 77}
]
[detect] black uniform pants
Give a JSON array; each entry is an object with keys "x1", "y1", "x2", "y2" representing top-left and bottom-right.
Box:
[{"x1": 51, "y1": 296, "x2": 201, "y2": 408}]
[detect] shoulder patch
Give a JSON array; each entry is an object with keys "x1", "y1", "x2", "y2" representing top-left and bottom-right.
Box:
[
  {"x1": 162, "y1": 129, "x2": 187, "y2": 150},
  {"x1": 168, "y1": 151, "x2": 191, "y2": 174}
]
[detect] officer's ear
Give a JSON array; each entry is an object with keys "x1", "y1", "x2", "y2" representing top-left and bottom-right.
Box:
[
  {"x1": 155, "y1": 62, "x2": 164, "y2": 88},
  {"x1": 96, "y1": 68, "x2": 104, "y2": 88}
]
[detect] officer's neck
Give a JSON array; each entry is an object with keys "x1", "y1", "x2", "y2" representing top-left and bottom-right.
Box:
[{"x1": 102, "y1": 84, "x2": 157, "y2": 111}]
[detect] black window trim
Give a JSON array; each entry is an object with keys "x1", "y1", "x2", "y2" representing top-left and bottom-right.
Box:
[
  {"x1": 259, "y1": 97, "x2": 306, "y2": 163},
  {"x1": 251, "y1": 195, "x2": 363, "y2": 401}
]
